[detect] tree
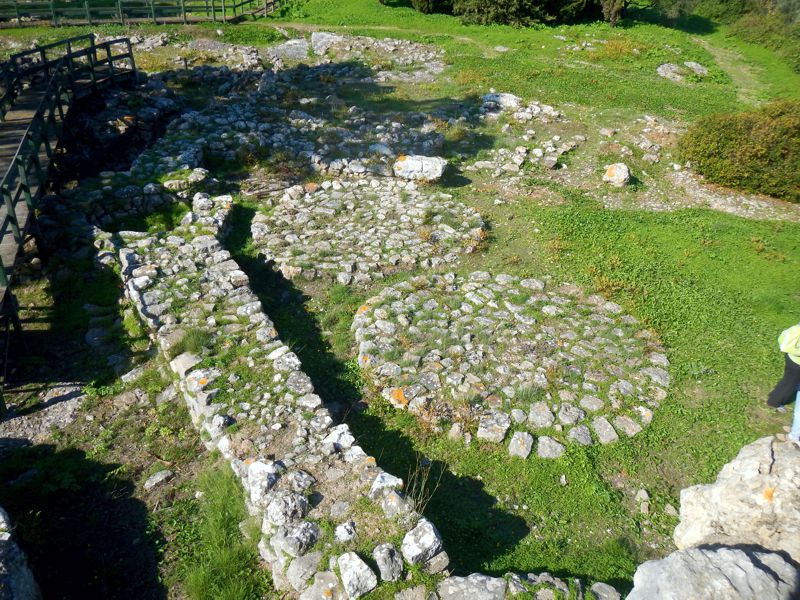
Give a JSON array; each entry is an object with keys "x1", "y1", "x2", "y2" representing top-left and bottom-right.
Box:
[{"x1": 599, "y1": 0, "x2": 626, "y2": 25}]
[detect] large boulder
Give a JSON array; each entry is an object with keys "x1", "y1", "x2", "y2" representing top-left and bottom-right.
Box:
[
  {"x1": 626, "y1": 546, "x2": 799, "y2": 600},
  {"x1": 673, "y1": 436, "x2": 800, "y2": 560},
  {"x1": 392, "y1": 155, "x2": 448, "y2": 182}
]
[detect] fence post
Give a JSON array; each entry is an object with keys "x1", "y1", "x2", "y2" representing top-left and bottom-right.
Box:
[
  {"x1": 180, "y1": 0, "x2": 187, "y2": 23},
  {"x1": 149, "y1": 0, "x2": 156, "y2": 23},
  {"x1": 211, "y1": 0, "x2": 215, "y2": 21},
  {"x1": 49, "y1": 0, "x2": 56, "y2": 26},
  {"x1": 221, "y1": 0, "x2": 226, "y2": 22},
  {"x1": 84, "y1": 0, "x2": 92, "y2": 24},
  {"x1": 14, "y1": 0, "x2": 20, "y2": 27},
  {"x1": 118, "y1": 0, "x2": 124, "y2": 25},
  {"x1": 2, "y1": 186, "x2": 21, "y2": 246}
]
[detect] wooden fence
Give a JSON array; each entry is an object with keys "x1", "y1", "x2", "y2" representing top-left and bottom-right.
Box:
[{"x1": 0, "y1": 0, "x2": 278, "y2": 25}]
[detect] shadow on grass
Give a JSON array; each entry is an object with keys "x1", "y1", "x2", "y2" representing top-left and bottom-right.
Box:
[
  {"x1": 225, "y1": 203, "x2": 529, "y2": 576},
  {"x1": 0, "y1": 443, "x2": 167, "y2": 600}
]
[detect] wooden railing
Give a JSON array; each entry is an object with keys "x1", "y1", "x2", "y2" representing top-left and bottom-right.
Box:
[
  {"x1": 0, "y1": 35, "x2": 136, "y2": 337},
  {"x1": 0, "y1": 0, "x2": 279, "y2": 25}
]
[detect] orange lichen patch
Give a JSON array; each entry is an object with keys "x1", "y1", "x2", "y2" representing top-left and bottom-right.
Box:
[
  {"x1": 244, "y1": 457, "x2": 255, "y2": 465},
  {"x1": 198, "y1": 377, "x2": 209, "y2": 386},
  {"x1": 225, "y1": 201, "x2": 232, "y2": 209},
  {"x1": 763, "y1": 487, "x2": 776, "y2": 502},
  {"x1": 304, "y1": 182, "x2": 320, "y2": 194},
  {"x1": 360, "y1": 355, "x2": 371, "y2": 365},
  {"x1": 391, "y1": 388, "x2": 408, "y2": 406},
  {"x1": 357, "y1": 304, "x2": 371, "y2": 315},
  {"x1": 323, "y1": 590, "x2": 333, "y2": 599},
  {"x1": 365, "y1": 456, "x2": 376, "y2": 465},
  {"x1": 397, "y1": 155, "x2": 407, "y2": 162}
]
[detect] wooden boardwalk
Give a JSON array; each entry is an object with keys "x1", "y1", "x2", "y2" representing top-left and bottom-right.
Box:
[{"x1": 0, "y1": 36, "x2": 137, "y2": 344}]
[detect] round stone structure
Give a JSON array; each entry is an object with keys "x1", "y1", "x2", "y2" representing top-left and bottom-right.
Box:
[
  {"x1": 252, "y1": 178, "x2": 485, "y2": 285},
  {"x1": 353, "y1": 271, "x2": 670, "y2": 456}
]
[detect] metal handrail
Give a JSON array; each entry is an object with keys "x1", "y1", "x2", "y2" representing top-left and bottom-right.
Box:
[{"x1": 0, "y1": 36, "x2": 137, "y2": 289}]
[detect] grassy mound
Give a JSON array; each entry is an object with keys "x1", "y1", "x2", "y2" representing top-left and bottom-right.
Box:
[{"x1": 680, "y1": 101, "x2": 800, "y2": 201}]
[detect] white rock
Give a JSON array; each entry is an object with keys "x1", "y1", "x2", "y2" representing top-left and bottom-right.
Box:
[
  {"x1": 401, "y1": 518, "x2": 443, "y2": 564},
  {"x1": 337, "y1": 552, "x2": 377, "y2": 599},
  {"x1": 393, "y1": 155, "x2": 448, "y2": 182},
  {"x1": 602, "y1": 163, "x2": 631, "y2": 187},
  {"x1": 627, "y1": 546, "x2": 799, "y2": 600},
  {"x1": 674, "y1": 436, "x2": 800, "y2": 559}
]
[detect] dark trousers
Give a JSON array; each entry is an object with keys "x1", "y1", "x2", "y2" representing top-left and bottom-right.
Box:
[{"x1": 768, "y1": 354, "x2": 800, "y2": 407}]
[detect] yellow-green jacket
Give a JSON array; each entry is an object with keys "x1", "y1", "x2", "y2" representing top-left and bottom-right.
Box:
[{"x1": 779, "y1": 325, "x2": 800, "y2": 365}]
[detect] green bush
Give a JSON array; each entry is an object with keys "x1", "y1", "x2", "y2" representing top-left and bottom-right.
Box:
[
  {"x1": 680, "y1": 101, "x2": 800, "y2": 202},
  {"x1": 450, "y1": 0, "x2": 598, "y2": 25},
  {"x1": 411, "y1": 0, "x2": 453, "y2": 13}
]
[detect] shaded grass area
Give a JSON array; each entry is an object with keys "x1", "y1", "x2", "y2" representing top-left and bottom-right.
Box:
[{"x1": 0, "y1": 444, "x2": 167, "y2": 599}]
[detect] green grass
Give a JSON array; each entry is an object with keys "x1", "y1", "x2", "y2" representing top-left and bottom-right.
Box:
[
  {"x1": 179, "y1": 461, "x2": 271, "y2": 600},
  {"x1": 110, "y1": 199, "x2": 192, "y2": 233}
]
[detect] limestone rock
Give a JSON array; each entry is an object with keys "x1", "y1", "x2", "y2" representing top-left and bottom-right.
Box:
[
  {"x1": 286, "y1": 552, "x2": 322, "y2": 592},
  {"x1": 264, "y1": 491, "x2": 309, "y2": 528},
  {"x1": 300, "y1": 571, "x2": 344, "y2": 600},
  {"x1": 509, "y1": 431, "x2": 533, "y2": 458},
  {"x1": 537, "y1": 436, "x2": 565, "y2": 459},
  {"x1": 627, "y1": 546, "x2": 799, "y2": 600},
  {"x1": 438, "y1": 573, "x2": 507, "y2": 600},
  {"x1": 373, "y1": 543, "x2": 403, "y2": 581},
  {"x1": 602, "y1": 163, "x2": 631, "y2": 187},
  {"x1": 684, "y1": 61, "x2": 708, "y2": 76},
  {"x1": 143, "y1": 469, "x2": 174, "y2": 490},
  {"x1": 311, "y1": 32, "x2": 344, "y2": 55},
  {"x1": 674, "y1": 436, "x2": 800, "y2": 559},
  {"x1": 589, "y1": 582, "x2": 620, "y2": 600},
  {"x1": 657, "y1": 63, "x2": 683, "y2": 82},
  {"x1": 401, "y1": 518, "x2": 444, "y2": 564},
  {"x1": 529, "y1": 401, "x2": 555, "y2": 428},
  {"x1": 477, "y1": 411, "x2": 511, "y2": 443},
  {"x1": 338, "y1": 552, "x2": 378, "y2": 599},
  {"x1": 0, "y1": 507, "x2": 42, "y2": 600},
  {"x1": 393, "y1": 155, "x2": 448, "y2": 182}
]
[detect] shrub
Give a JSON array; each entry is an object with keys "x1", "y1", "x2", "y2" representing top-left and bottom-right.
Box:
[
  {"x1": 411, "y1": 0, "x2": 453, "y2": 13},
  {"x1": 680, "y1": 101, "x2": 800, "y2": 202},
  {"x1": 451, "y1": 0, "x2": 597, "y2": 25}
]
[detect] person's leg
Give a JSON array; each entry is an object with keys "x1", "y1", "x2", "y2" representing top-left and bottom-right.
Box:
[
  {"x1": 768, "y1": 355, "x2": 800, "y2": 407},
  {"x1": 789, "y1": 386, "x2": 800, "y2": 443}
]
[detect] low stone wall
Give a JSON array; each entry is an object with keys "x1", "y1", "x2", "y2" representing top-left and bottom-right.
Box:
[{"x1": 0, "y1": 507, "x2": 41, "y2": 600}]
